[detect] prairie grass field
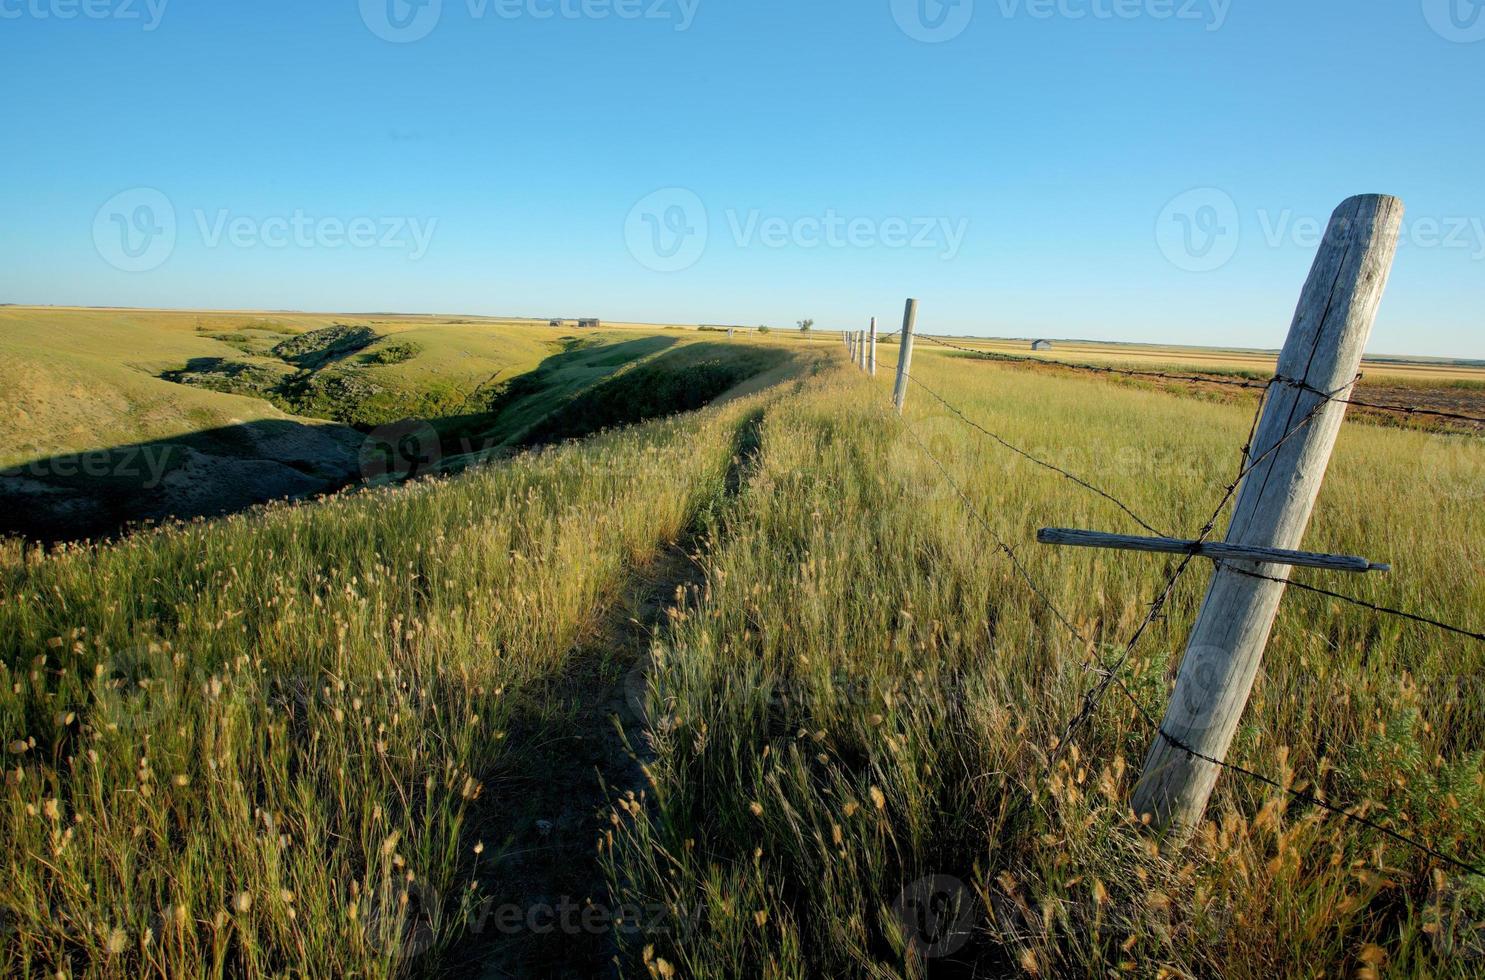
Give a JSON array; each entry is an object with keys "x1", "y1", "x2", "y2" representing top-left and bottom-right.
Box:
[
  {"x1": 2, "y1": 325, "x2": 1483, "y2": 977},
  {"x1": 0, "y1": 387, "x2": 775, "y2": 976},
  {"x1": 609, "y1": 348, "x2": 1485, "y2": 978}
]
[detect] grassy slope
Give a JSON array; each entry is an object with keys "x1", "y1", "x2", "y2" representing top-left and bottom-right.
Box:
[
  {"x1": 1, "y1": 309, "x2": 800, "y2": 542},
  {"x1": 0, "y1": 385, "x2": 788, "y2": 977},
  {"x1": 0, "y1": 308, "x2": 308, "y2": 469},
  {"x1": 0, "y1": 307, "x2": 569, "y2": 468},
  {"x1": 0, "y1": 307, "x2": 800, "y2": 465}
]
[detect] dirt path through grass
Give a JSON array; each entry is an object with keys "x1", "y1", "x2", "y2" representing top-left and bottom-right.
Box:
[{"x1": 442, "y1": 411, "x2": 766, "y2": 978}]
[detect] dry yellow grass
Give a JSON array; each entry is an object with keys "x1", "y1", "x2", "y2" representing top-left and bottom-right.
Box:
[{"x1": 3, "y1": 326, "x2": 1481, "y2": 976}]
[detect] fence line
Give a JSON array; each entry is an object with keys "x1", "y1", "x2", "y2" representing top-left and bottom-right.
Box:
[
  {"x1": 853, "y1": 294, "x2": 1485, "y2": 880},
  {"x1": 897, "y1": 416, "x2": 1094, "y2": 647},
  {"x1": 915, "y1": 333, "x2": 1485, "y2": 427},
  {"x1": 905, "y1": 372, "x2": 1169, "y2": 537},
  {"x1": 1227, "y1": 566, "x2": 1485, "y2": 644}
]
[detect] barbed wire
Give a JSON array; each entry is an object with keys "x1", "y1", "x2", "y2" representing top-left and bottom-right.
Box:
[
  {"x1": 873, "y1": 343, "x2": 1484, "y2": 877},
  {"x1": 1324, "y1": 395, "x2": 1485, "y2": 427},
  {"x1": 904, "y1": 373, "x2": 1169, "y2": 537},
  {"x1": 1226, "y1": 566, "x2": 1485, "y2": 644},
  {"x1": 916, "y1": 334, "x2": 1485, "y2": 427},
  {"x1": 897, "y1": 417, "x2": 1094, "y2": 649},
  {"x1": 917, "y1": 334, "x2": 1273, "y2": 390},
  {"x1": 1057, "y1": 386, "x2": 1331, "y2": 754},
  {"x1": 1106, "y1": 680, "x2": 1485, "y2": 878}
]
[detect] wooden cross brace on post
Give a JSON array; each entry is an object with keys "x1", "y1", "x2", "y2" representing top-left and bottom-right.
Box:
[
  {"x1": 1035, "y1": 194, "x2": 1405, "y2": 834},
  {"x1": 1037, "y1": 529, "x2": 1391, "y2": 575}
]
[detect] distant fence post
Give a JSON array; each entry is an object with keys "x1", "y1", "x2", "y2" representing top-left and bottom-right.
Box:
[
  {"x1": 868, "y1": 317, "x2": 878, "y2": 377},
  {"x1": 892, "y1": 298, "x2": 918, "y2": 414},
  {"x1": 1130, "y1": 194, "x2": 1404, "y2": 833}
]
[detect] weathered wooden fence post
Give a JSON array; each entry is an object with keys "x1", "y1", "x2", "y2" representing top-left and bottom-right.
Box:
[
  {"x1": 892, "y1": 298, "x2": 918, "y2": 414},
  {"x1": 1130, "y1": 194, "x2": 1404, "y2": 833},
  {"x1": 857, "y1": 330, "x2": 867, "y2": 370},
  {"x1": 868, "y1": 317, "x2": 878, "y2": 377}
]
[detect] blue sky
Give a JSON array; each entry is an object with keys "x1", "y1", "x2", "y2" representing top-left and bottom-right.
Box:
[{"x1": 1, "y1": 0, "x2": 1482, "y2": 357}]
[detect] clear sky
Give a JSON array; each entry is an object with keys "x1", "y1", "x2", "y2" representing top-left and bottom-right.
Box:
[{"x1": 1, "y1": 0, "x2": 1481, "y2": 357}]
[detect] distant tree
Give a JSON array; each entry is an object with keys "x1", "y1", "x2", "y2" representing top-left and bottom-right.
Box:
[
  {"x1": 797, "y1": 319, "x2": 815, "y2": 332},
  {"x1": 758, "y1": 325, "x2": 771, "y2": 334}
]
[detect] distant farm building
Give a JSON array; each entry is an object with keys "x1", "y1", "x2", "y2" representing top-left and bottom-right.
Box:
[
  {"x1": 1032, "y1": 339, "x2": 1054, "y2": 351},
  {"x1": 578, "y1": 318, "x2": 601, "y2": 329},
  {"x1": 548, "y1": 319, "x2": 565, "y2": 328}
]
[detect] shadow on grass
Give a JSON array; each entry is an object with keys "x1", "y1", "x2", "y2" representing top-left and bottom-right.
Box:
[
  {"x1": 0, "y1": 418, "x2": 363, "y2": 545},
  {"x1": 3, "y1": 338, "x2": 796, "y2": 546}
]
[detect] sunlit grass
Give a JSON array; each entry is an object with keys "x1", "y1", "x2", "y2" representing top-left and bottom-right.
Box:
[
  {"x1": 608, "y1": 352, "x2": 1485, "y2": 977},
  {"x1": 0, "y1": 390, "x2": 768, "y2": 977},
  {"x1": 4, "y1": 346, "x2": 1482, "y2": 977}
]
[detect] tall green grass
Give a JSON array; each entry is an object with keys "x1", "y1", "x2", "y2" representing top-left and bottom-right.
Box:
[
  {"x1": 609, "y1": 355, "x2": 1485, "y2": 977},
  {"x1": 5, "y1": 349, "x2": 1482, "y2": 977},
  {"x1": 0, "y1": 391, "x2": 767, "y2": 977}
]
